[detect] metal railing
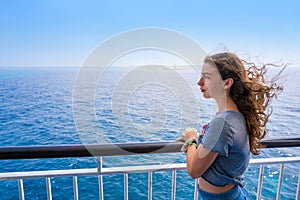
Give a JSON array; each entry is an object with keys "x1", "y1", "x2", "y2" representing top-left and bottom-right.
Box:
[{"x1": 0, "y1": 138, "x2": 300, "y2": 200}]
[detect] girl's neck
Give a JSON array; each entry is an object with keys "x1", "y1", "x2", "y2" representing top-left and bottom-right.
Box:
[{"x1": 215, "y1": 95, "x2": 239, "y2": 113}]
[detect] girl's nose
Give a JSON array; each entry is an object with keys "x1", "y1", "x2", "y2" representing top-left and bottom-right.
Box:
[{"x1": 198, "y1": 77, "x2": 204, "y2": 86}]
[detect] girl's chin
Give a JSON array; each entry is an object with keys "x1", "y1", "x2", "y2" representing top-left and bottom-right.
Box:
[{"x1": 202, "y1": 94, "x2": 211, "y2": 98}]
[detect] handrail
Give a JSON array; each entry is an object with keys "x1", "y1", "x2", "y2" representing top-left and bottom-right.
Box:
[
  {"x1": 0, "y1": 137, "x2": 299, "y2": 160},
  {"x1": 0, "y1": 141, "x2": 181, "y2": 160}
]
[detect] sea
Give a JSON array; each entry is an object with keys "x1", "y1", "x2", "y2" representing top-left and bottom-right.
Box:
[{"x1": 0, "y1": 65, "x2": 300, "y2": 200}]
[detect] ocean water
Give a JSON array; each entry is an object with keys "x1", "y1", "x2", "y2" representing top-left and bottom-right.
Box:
[{"x1": 0, "y1": 66, "x2": 300, "y2": 200}]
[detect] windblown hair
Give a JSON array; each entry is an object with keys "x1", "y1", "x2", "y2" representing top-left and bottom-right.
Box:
[{"x1": 204, "y1": 52, "x2": 283, "y2": 155}]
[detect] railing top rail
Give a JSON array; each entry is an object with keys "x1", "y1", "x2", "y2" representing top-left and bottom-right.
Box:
[
  {"x1": 1, "y1": 157, "x2": 300, "y2": 180},
  {"x1": 0, "y1": 137, "x2": 299, "y2": 160}
]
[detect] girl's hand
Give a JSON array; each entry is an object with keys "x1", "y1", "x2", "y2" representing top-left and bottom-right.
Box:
[
  {"x1": 176, "y1": 128, "x2": 199, "y2": 152},
  {"x1": 176, "y1": 127, "x2": 198, "y2": 142}
]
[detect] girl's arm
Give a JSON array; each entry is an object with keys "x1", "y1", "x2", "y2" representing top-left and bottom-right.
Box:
[{"x1": 186, "y1": 144, "x2": 218, "y2": 179}]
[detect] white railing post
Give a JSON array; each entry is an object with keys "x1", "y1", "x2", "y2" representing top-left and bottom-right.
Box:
[
  {"x1": 276, "y1": 164, "x2": 284, "y2": 200},
  {"x1": 171, "y1": 170, "x2": 176, "y2": 200},
  {"x1": 73, "y1": 176, "x2": 79, "y2": 200},
  {"x1": 97, "y1": 156, "x2": 104, "y2": 200},
  {"x1": 124, "y1": 173, "x2": 128, "y2": 200},
  {"x1": 194, "y1": 179, "x2": 198, "y2": 200},
  {"x1": 148, "y1": 172, "x2": 152, "y2": 200},
  {"x1": 296, "y1": 169, "x2": 300, "y2": 200},
  {"x1": 256, "y1": 165, "x2": 264, "y2": 200},
  {"x1": 18, "y1": 179, "x2": 25, "y2": 200},
  {"x1": 46, "y1": 177, "x2": 52, "y2": 200}
]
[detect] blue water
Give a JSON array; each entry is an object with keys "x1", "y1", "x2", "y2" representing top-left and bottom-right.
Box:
[{"x1": 0, "y1": 66, "x2": 300, "y2": 200}]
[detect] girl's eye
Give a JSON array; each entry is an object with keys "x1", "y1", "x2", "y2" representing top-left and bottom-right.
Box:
[{"x1": 202, "y1": 75, "x2": 210, "y2": 79}]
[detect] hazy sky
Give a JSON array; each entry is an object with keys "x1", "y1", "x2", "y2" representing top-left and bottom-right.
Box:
[{"x1": 0, "y1": 0, "x2": 299, "y2": 66}]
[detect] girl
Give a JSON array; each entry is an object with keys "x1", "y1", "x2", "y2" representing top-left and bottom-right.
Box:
[{"x1": 178, "y1": 52, "x2": 283, "y2": 200}]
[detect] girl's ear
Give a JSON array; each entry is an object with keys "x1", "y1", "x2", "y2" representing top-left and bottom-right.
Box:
[{"x1": 224, "y1": 78, "x2": 234, "y2": 89}]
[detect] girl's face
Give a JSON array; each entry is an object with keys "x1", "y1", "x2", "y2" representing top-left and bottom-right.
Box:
[{"x1": 197, "y1": 62, "x2": 226, "y2": 99}]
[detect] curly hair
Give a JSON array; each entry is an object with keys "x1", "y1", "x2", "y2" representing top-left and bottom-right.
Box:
[{"x1": 204, "y1": 52, "x2": 283, "y2": 155}]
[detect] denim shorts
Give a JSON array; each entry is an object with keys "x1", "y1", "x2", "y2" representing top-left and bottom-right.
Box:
[{"x1": 198, "y1": 184, "x2": 250, "y2": 200}]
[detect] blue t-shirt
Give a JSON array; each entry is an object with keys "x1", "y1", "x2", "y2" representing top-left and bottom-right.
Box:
[{"x1": 199, "y1": 110, "x2": 250, "y2": 187}]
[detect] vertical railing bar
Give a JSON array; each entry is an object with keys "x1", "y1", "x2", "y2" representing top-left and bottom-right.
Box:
[
  {"x1": 18, "y1": 179, "x2": 25, "y2": 200},
  {"x1": 256, "y1": 165, "x2": 264, "y2": 200},
  {"x1": 276, "y1": 164, "x2": 284, "y2": 200},
  {"x1": 171, "y1": 170, "x2": 176, "y2": 200},
  {"x1": 46, "y1": 177, "x2": 52, "y2": 200},
  {"x1": 97, "y1": 156, "x2": 104, "y2": 200},
  {"x1": 148, "y1": 171, "x2": 152, "y2": 200},
  {"x1": 296, "y1": 169, "x2": 300, "y2": 200},
  {"x1": 124, "y1": 173, "x2": 128, "y2": 200},
  {"x1": 73, "y1": 176, "x2": 78, "y2": 200},
  {"x1": 194, "y1": 179, "x2": 198, "y2": 200}
]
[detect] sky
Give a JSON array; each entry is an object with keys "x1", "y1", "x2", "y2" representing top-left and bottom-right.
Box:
[{"x1": 0, "y1": 0, "x2": 299, "y2": 67}]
